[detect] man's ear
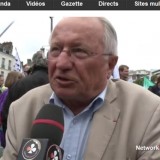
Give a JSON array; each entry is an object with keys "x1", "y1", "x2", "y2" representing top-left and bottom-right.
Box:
[{"x1": 108, "y1": 55, "x2": 118, "y2": 71}]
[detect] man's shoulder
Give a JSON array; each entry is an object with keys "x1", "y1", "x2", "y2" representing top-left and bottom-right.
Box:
[
  {"x1": 11, "y1": 84, "x2": 52, "y2": 108},
  {"x1": 22, "y1": 83, "x2": 52, "y2": 98},
  {"x1": 107, "y1": 79, "x2": 160, "y2": 124},
  {"x1": 109, "y1": 79, "x2": 160, "y2": 103},
  {"x1": 113, "y1": 79, "x2": 151, "y2": 91}
]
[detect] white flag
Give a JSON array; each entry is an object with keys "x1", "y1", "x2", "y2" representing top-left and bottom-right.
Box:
[{"x1": 13, "y1": 48, "x2": 22, "y2": 72}]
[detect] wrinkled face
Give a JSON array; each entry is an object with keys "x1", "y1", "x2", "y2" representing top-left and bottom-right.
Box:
[
  {"x1": 0, "y1": 77, "x2": 4, "y2": 86},
  {"x1": 48, "y1": 17, "x2": 117, "y2": 102}
]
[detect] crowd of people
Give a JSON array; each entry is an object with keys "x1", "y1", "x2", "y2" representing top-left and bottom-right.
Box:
[
  {"x1": 0, "y1": 17, "x2": 160, "y2": 160},
  {"x1": 0, "y1": 50, "x2": 49, "y2": 148}
]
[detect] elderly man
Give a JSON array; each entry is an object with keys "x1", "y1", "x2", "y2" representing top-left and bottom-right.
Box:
[{"x1": 1, "y1": 17, "x2": 160, "y2": 160}]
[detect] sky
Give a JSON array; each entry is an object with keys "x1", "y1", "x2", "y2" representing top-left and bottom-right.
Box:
[{"x1": 0, "y1": 11, "x2": 160, "y2": 71}]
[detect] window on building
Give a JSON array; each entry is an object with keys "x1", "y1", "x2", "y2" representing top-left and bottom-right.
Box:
[
  {"x1": 8, "y1": 60, "x2": 11, "y2": 70},
  {"x1": 1, "y1": 58, "x2": 5, "y2": 69},
  {"x1": 6, "y1": 50, "x2": 9, "y2": 54}
]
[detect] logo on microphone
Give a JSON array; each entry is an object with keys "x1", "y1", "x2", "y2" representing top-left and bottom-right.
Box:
[
  {"x1": 22, "y1": 139, "x2": 41, "y2": 160},
  {"x1": 46, "y1": 144, "x2": 63, "y2": 160}
]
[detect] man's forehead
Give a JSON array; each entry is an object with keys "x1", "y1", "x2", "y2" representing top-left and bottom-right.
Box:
[
  {"x1": 124, "y1": 67, "x2": 129, "y2": 70},
  {"x1": 52, "y1": 17, "x2": 103, "y2": 40},
  {"x1": 55, "y1": 17, "x2": 102, "y2": 31},
  {"x1": 59, "y1": 17, "x2": 99, "y2": 23}
]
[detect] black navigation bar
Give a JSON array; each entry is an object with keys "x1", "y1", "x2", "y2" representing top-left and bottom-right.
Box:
[{"x1": 0, "y1": 0, "x2": 160, "y2": 10}]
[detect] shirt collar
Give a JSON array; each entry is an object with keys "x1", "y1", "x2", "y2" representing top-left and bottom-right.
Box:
[{"x1": 49, "y1": 86, "x2": 107, "y2": 114}]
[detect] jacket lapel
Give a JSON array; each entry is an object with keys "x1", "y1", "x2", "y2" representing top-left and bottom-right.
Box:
[
  {"x1": 84, "y1": 80, "x2": 120, "y2": 160},
  {"x1": 43, "y1": 84, "x2": 53, "y2": 104}
]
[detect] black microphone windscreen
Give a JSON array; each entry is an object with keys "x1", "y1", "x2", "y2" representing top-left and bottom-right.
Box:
[{"x1": 30, "y1": 104, "x2": 64, "y2": 146}]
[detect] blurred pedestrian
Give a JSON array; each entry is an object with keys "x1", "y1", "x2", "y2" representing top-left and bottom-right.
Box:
[
  {"x1": 148, "y1": 76, "x2": 160, "y2": 96},
  {"x1": 0, "y1": 71, "x2": 24, "y2": 147},
  {"x1": 119, "y1": 65, "x2": 129, "y2": 81},
  {"x1": 23, "y1": 64, "x2": 31, "y2": 76},
  {"x1": 2, "y1": 50, "x2": 49, "y2": 141},
  {"x1": 0, "y1": 75, "x2": 7, "y2": 94}
]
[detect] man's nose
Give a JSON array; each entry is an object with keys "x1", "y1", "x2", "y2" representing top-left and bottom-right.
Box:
[{"x1": 56, "y1": 52, "x2": 73, "y2": 70}]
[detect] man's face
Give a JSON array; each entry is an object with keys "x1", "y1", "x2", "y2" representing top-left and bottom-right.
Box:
[
  {"x1": 120, "y1": 67, "x2": 129, "y2": 81},
  {"x1": 48, "y1": 18, "x2": 117, "y2": 103},
  {"x1": 0, "y1": 77, "x2": 4, "y2": 86}
]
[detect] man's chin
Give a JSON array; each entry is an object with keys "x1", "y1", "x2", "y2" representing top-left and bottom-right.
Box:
[{"x1": 55, "y1": 90, "x2": 76, "y2": 99}]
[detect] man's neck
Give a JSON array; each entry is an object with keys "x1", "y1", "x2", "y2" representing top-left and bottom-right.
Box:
[{"x1": 62, "y1": 98, "x2": 94, "y2": 115}]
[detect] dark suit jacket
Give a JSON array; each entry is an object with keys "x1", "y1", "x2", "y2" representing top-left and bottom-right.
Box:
[
  {"x1": 2, "y1": 66, "x2": 49, "y2": 138},
  {"x1": 1, "y1": 80, "x2": 160, "y2": 160},
  {"x1": 148, "y1": 84, "x2": 160, "y2": 96}
]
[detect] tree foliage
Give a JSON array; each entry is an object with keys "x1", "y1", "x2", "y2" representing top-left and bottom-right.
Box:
[{"x1": 134, "y1": 77, "x2": 144, "y2": 86}]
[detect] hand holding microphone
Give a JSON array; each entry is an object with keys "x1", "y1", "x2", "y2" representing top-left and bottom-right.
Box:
[{"x1": 18, "y1": 104, "x2": 64, "y2": 160}]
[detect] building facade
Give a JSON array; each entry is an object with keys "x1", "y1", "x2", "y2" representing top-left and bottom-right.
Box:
[{"x1": 0, "y1": 42, "x2": 15, "y2": 80}]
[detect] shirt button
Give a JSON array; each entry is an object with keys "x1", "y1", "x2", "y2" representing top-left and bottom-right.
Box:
[
  {"x1": 66, "y1": 154, "x2": 72, "y2": 160},
  {"x1": 73, "y1": 119, "x2": 77, "y2": 124}
]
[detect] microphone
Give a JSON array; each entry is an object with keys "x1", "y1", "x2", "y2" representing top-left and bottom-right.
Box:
[{"x1": 17, "y1": 104, "x2": 64, "y2": 160}]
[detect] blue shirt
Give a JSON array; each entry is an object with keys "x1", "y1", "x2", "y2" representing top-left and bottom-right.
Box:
[{"x1": 50, "y1": 88, "x2": 107, "y2": 160}]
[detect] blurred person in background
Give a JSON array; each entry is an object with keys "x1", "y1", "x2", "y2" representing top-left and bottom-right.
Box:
[
  {"x1": 0, "y1": 75, "x2": 7, "y2": 94},
  {"x1": 23, "y1": 64, "x2": 31, "y2": 76},
  {"x1": 4, "y1": 71, "x2": 24, "y2": 89},
  {"x1": 148, "y1": 76, "x2": 160, "y2": 96},
  {"x1": 119, "y1": 64, "x2": 129, "y2": 81},
  {"x1": 2, "y1": 50, "x2": 49, "y2": 141},
  {"x1": 0, "y1": 71, "x2": 24, "y2": 147}
]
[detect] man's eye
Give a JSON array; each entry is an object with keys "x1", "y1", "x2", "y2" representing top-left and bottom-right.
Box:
[
  {"x1": 71, "y1": 48, "x2": 90, "y2": 58},
  {"x1": 50, "y1": 47, "x2": 61, "y2": 56},
  {"x1": 72, "y1": 48, "x2": 87, "y2": 53},
  {"x1": 50, "y1": 47, "x2": 60, "y2": 52}
]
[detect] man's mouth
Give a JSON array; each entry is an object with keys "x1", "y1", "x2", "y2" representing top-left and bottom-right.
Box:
[{"x1": 55, "y1": 76, "x2": 74, "y2": 86}]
